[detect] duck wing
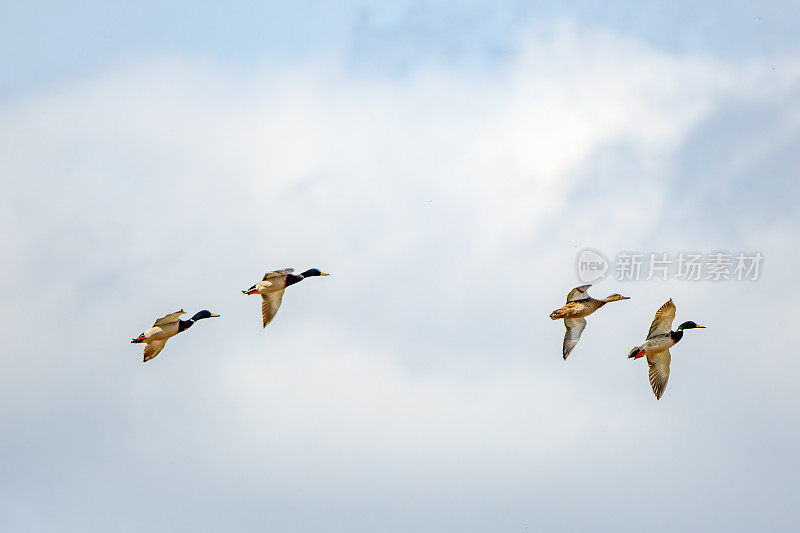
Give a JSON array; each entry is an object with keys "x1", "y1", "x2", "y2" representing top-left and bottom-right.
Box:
[
  {"x1": 566, "y1": 284, "x2": 592, "y2": 303},
  {"x1": 153, "y1": 310, "x2": 185, "y2": 327},
  {"x1": 263, "y1": 268, "x2": 294, "y2": 280},
  {"x1": 646, "y1": 349, "x2": 671, "y2": 400},
  {"x1": 647, "y1": 299, "x2": 676, "y2": 339},
  {"x1": 562, "y1": 317, "x2": 587, "y2": 360},
  {"x1": 143, "y1": 340, "x2": 168, "y2": 362},
  {"x1": 261, "y1": 290, "x2": 285, "y2": 327}
]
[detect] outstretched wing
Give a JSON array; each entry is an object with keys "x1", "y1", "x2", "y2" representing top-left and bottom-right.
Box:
[
  {"x1": 264, "y1": 268, "x2": 294, "y2": 280},
  {"x1": 566, "y1": 284, "x2": 592, "y2": 303},
  {"x1": 143, "y1": 340, "x2": 168, "y2": 362},
  {"x1": 647, "y1": 299, "x2": 676, "y2": 339},
  {"x1": 153, "y1": 310, "x2": 185, "y2": 327},
  {"x1": 562, "y1": 317, "x2": 587, "y2": 360},
  {"x1": 261, "y1": 290, "x2": 285, "y2": 327},
  {"x1": 646, "y1": 349, "x2": 671, "y2": 399}
]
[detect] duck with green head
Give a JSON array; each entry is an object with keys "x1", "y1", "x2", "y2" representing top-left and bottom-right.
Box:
[
  {"x1": 628, "y1": 299, "x2": 705, "y2": 399},
  {"x1": 131, "y1": 309, "x2": 220, "y2": 362},
  {"x1": 242, "y1": 267, "x2": 329, "y2": 327}
]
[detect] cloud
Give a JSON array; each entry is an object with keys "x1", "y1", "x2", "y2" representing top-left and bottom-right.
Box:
[{"x1": 0, "y1": 23, "x2": 799, "y2": 532}]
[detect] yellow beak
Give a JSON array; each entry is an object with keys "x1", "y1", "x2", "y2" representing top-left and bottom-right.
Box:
[
  {"x1": 696, "y1": 324, "x2": 706, "y2": 328},
  {"x1": 210, "y1": 313, "x2": 221, "y2": 317},
  {"x1": 320, "y1": 272, "x2": 330, "y2": 276}
]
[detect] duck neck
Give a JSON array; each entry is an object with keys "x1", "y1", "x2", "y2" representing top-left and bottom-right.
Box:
[
  {"x1": 670, "y1": 329, "x2": 684, "y2": 343},
  {"x1": 285, "y1": 273, "x2": 305, "y2": 287},
  {"x1": 586, "y1": 299, "x2": 606, "y2": 310},
  {"x1": 178, "y1": 319, "x2": 195, "y2": 333}
]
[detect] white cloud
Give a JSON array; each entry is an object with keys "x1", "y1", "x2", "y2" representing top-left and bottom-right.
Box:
[{"x1": 1, "y1": 23, "x2": 799, "y2": 532}]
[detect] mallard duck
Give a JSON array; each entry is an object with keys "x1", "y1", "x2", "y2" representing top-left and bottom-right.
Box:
[
  {"x1": 549, "y1": 284, "x2": 630, "y2": 359},
  {"x1": 242, "y1": 267, "x2": 329, "y2": 327},
  {"x1": 131, "y1": 309, "x2": 220, "y2": 362},
  {"x1": 628, "y1": 299, "x2": 705, "y2": 399}
]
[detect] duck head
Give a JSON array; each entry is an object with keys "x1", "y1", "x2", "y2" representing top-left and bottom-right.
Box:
[
  {"x1": 191, "y1": 310, "x2": 220, "y2": 321},
  {"x1": 602, "y1": 293, "x2": 630, "y2": 302},
  {"x1": 300, "y1": 268, "x2": 330, "y2": 277},
  {"x1": 677, "y1": 321, "x2": 705, "y2": 330}
]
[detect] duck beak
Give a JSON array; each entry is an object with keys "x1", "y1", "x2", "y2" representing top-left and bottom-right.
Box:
[
  {"x1": 210, "y1": 313, "x2": 220, "y2": 318},
  {"x1": 320, "y1": 272, "x2": 330, "y2": 276},
  {"x1": 695, "y1": 324, "x2": 706, "y2": 328},
  {"x1": 621, "y1": 296, "x2": 631, "y2": 300}
]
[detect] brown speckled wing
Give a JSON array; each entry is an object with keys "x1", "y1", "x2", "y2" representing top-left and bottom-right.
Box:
[
  {"x1": 261, "y1": 290, "x2": 285, "y2": 327},
  {"x1": 646, "y1": 350, "x2": 671, "y2": 399},
  {"x1": 263, "y1": 268, "x2": 294, "y2": 280},
  {"x1": 153, "y1": 310, "x2": 185, "y2": 327},
  {"x1": 563, "y1": 318, "x2": 587, "y2": 360},
  {"x1": 143, "y1": 340, "x2": 168, "y2": 362},
  {"x1": 647, "y1": 299, "x2": 676, "y2": 339},
  {"x1": 566, "y1": 284, "x2": 592, "y2": 303}
]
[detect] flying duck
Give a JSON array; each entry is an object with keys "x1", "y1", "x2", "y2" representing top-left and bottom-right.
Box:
[
  {"x1": 242, "y1": 268, "x2": 329, "y2": 327},
  {"x1": 131, "y1": 309, "x2": 219, "y2": 362},
  {"x1": 550, "y1": 284, "x2": 630, "y2": 359},
  {"x1": 628, "y1": 299, "x2": 705, "y2": 399}
]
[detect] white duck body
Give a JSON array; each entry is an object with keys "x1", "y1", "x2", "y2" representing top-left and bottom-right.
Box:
[
  {"x1": 254, "y1": 275, "x2": 288, "y2": 294},
  {"x1": 142, "y1": 321, "x2": 180, "y2": 342},
  {"x1": 641, "y1": 334, "x2": 675, "y2": 354}
]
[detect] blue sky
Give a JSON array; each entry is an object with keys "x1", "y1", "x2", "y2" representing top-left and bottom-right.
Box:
[
  {"x1": 1, "y1": 2, "x2": 799, "y2": 532},
  {"x1": 3, "y1": 1, "x2": 800, "y2": 95}
]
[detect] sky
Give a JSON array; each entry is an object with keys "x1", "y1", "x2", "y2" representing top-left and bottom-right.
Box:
[{"x1": 1, "y1": 2, "x2": 799, "y2": 532}]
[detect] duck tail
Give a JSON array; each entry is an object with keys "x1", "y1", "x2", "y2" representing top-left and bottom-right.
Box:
[{"x1": 628, "y1": 346, "x2": 645, "y2": 359}]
